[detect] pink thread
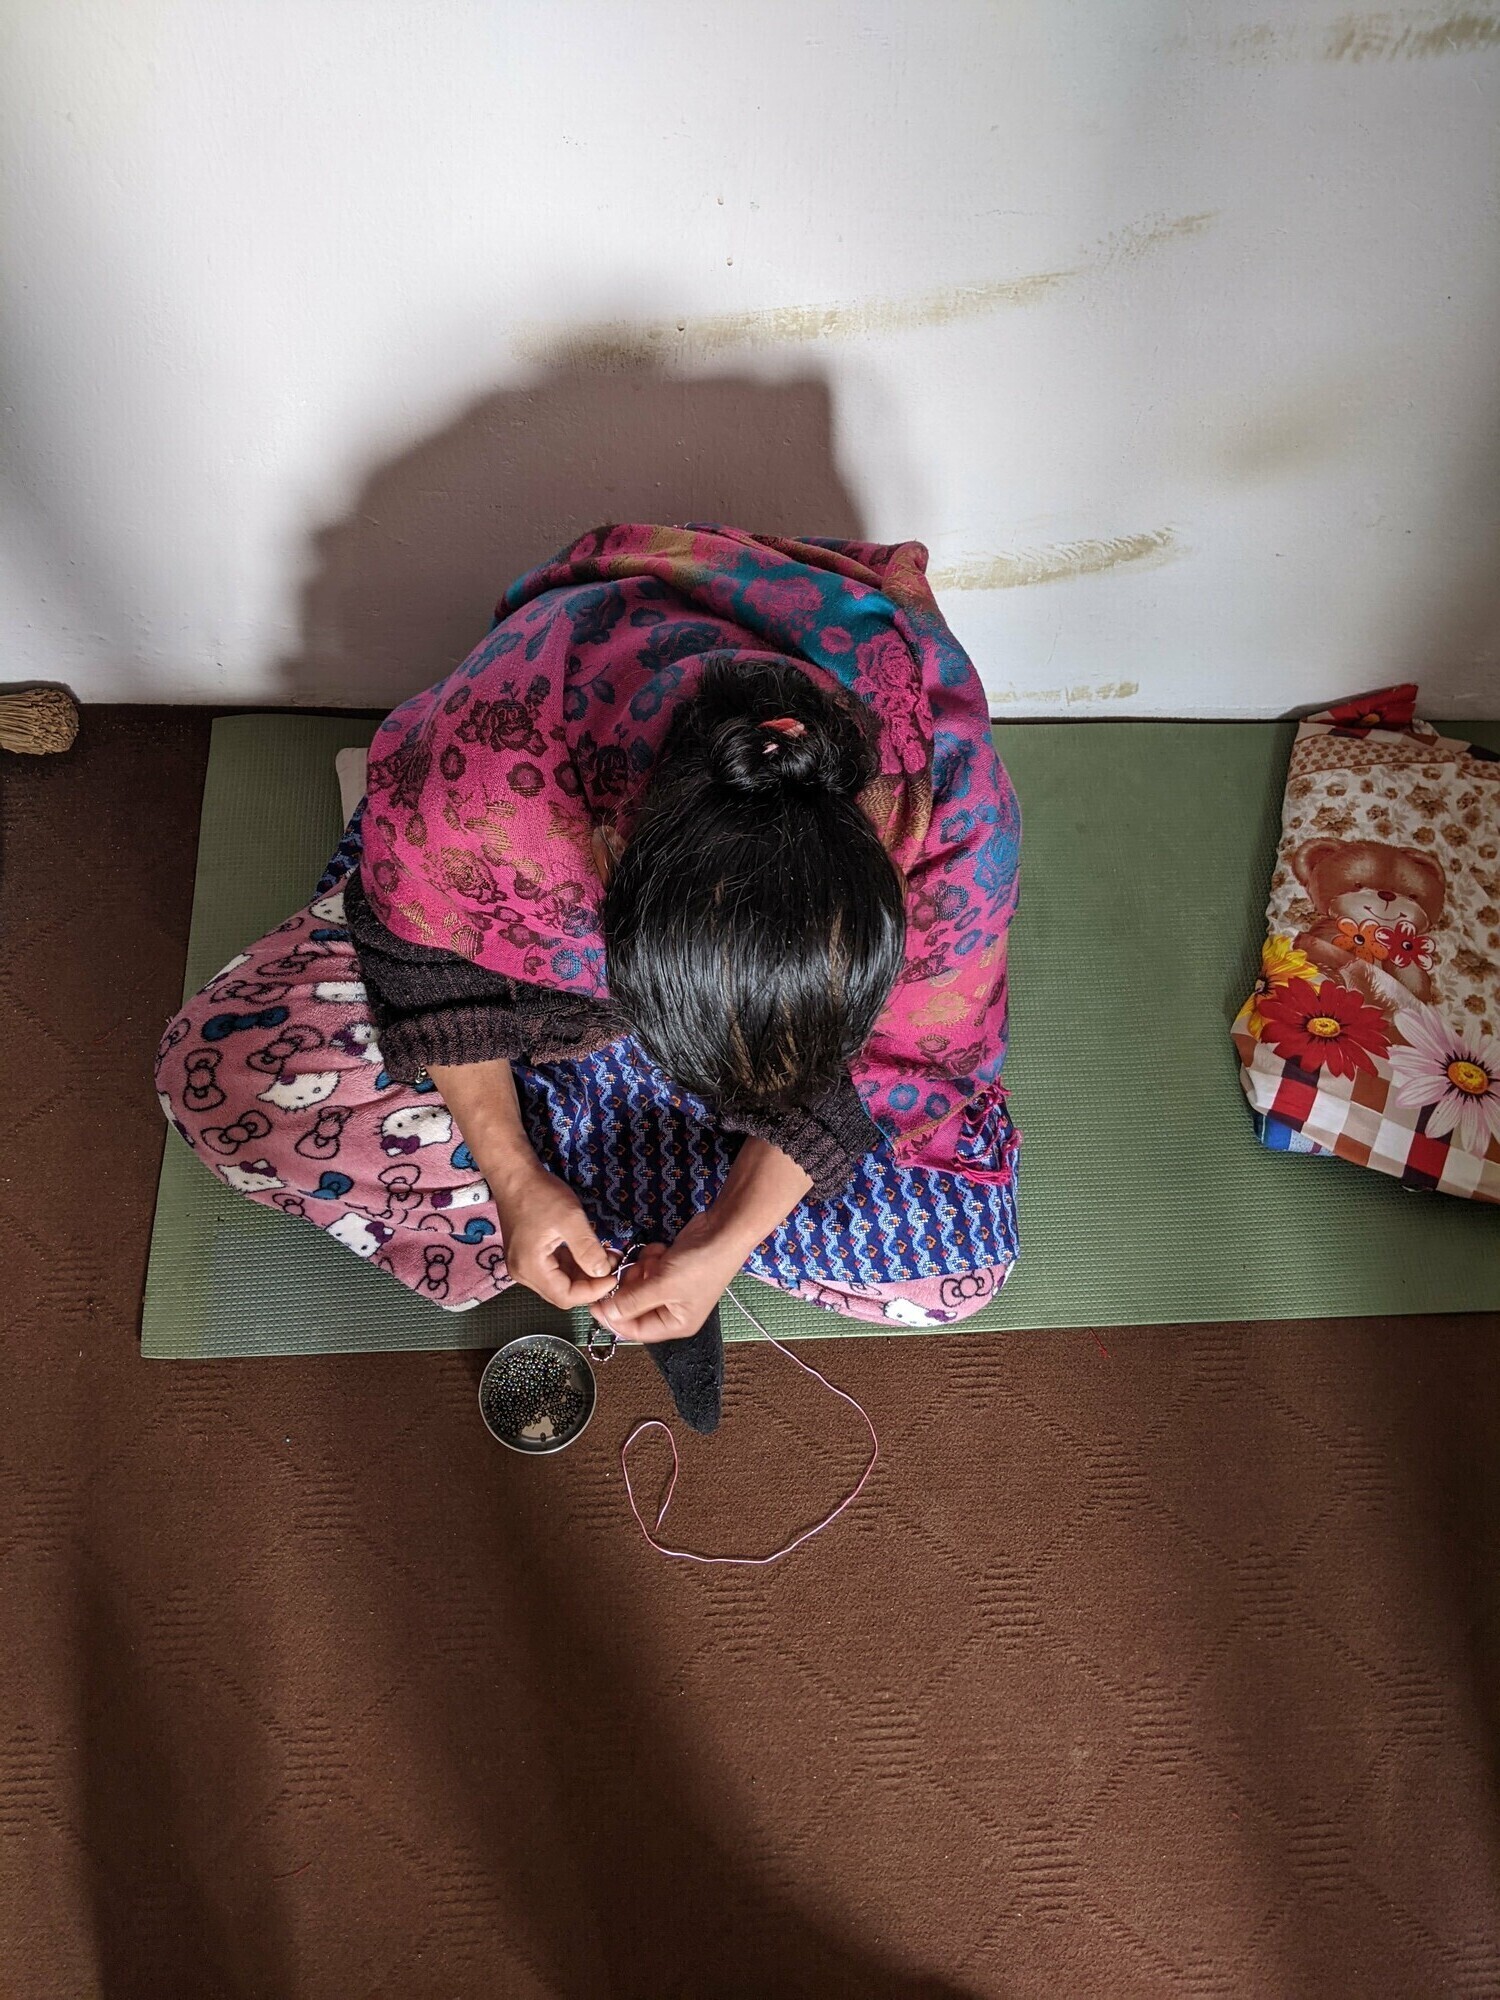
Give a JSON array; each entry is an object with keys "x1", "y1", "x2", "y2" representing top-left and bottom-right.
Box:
[{"x1": 618, "y1": 1286, "x2": 878, "y2": 1566}]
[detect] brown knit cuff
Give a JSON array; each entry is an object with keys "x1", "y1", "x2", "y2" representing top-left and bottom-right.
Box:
[
  {"x1": 722, "y1": 1080, "x2": 883, "y2": 1202},
  {"x1": 373, "y1": 1004, "x2": 532, "y2": 1085}
]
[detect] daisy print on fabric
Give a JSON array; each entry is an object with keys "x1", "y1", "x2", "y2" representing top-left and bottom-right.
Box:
[
  {"x1": 1389, "y1": 1006, "x2": 1500, "y2": 1155},
  {"x1": 1256, "y1": 976, "x2": 1392, "y2": 1079}
]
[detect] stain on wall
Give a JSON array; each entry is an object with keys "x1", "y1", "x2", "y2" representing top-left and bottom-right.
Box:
[
  {"x1": 1210, "y1": 8, "x2": 1500, "y2": 61},
  {"x1": 683, "y1": 270, "x2": 1077, "y2": 352},
  {"x1": 1209, "y1": 384, "x2": 1363, "y2": 479},
  {"x1": 988, "y1": 681, "x2": 1142, "y2": 705},
  {"x1": 1325, "y1": 9, "x2": 1500, "y2": 59},
  {"x1": 1094, "y1": 212, "x2": 1218, "y2": 264},
  {"x1": 932, "y1": 530, "x2": 1179, "y2": 592},
  {"x1": 516, "y1": 215, "x2": 1216, "y2": 365}
]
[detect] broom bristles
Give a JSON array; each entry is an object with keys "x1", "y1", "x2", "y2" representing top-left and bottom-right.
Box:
[{"x1": 0, "y1": 686, "x2": 79, "y2": 754}]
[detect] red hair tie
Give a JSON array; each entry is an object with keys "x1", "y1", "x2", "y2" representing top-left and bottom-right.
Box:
[{"x1": 760, "y1": 716, "x2": 806, "y2": 755}]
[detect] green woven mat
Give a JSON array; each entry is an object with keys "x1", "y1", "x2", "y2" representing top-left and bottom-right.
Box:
[{"x1": 142, "y1": 714, "x2": 1500, "y2": 1359}]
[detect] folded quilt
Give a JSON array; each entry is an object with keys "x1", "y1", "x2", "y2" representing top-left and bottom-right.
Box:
[{"x1": 1234, "y1": 686, "x2": 1500, "y2": 1203}]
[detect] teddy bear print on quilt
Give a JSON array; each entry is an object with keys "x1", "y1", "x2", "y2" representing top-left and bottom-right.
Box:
[{"x1": 1234, "y1": 685, "x2": 1500, "y2": 1203}]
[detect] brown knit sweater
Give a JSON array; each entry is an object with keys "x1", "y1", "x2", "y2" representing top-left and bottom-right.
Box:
[{"x1": 343, "y1": 864, "x2": 880, "y2": 1201}]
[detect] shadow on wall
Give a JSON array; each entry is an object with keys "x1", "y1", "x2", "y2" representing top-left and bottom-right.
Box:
[{"x1": 277, "y1": 355, "x2": 864, "y2": 711}]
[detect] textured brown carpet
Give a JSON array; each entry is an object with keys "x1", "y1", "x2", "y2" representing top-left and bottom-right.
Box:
[{"x1": 4, "y1": 707, "x2": 1500, "y2": 2000}]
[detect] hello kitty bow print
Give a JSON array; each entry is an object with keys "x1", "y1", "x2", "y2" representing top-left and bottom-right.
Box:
[{"x1": 358, "y1": 525, "x2": 1022, "y2": 1182}]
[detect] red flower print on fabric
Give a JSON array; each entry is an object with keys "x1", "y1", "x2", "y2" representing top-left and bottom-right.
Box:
[
  {"x1": 1382, "y1": 923, "x2": 1435, "y2": 972},
  {"x1": 1320, "y1": 684, "x2": 1418, "y2": 733},
  {"x1": 1258, "y1": 977, "x2": 1393, "y2": 1078}
]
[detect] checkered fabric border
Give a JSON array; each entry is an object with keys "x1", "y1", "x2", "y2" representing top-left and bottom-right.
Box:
[{"x1": 1234, "y1": 1022, "x2": 1496, "y2": 1202}]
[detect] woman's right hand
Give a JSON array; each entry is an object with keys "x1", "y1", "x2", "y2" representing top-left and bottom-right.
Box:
[
  {"x1": 489, "y1": 1158, "x2": 620, "y2": 1312},
  {"x1": 427, "y1": 1058, "x2": 619, "y2": 1313}
]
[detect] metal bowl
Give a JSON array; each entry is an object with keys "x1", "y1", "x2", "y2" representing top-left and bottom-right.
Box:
[{"x1": 478, "y1": 1332, "x2": 597, "y2": 1455}]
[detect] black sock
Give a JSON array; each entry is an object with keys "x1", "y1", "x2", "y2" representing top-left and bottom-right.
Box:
[{"x1": 648, "y1": 1303, "x2": 723, "y2": 1434}]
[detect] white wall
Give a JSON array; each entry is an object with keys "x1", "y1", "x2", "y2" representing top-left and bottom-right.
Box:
[{"x1": 3, "y1": 0, "x2": 1500, "y2": 716}]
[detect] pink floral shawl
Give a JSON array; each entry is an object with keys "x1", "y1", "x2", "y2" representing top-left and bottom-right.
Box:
[{"x1": 360, "y1": 524, "x2": 1021, "y2": 1180}]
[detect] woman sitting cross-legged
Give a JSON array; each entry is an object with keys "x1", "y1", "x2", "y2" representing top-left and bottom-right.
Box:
[{"x1": 156, "y1": 524, "x2": 1022, "y2": 1432}]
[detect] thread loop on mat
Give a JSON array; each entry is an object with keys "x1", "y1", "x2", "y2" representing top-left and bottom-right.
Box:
[{"x1": 619, "y1": 1285, "x2": 878, "y2": 1565}]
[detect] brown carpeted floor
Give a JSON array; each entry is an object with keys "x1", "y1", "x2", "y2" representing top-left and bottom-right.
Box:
[{"x1": 4, "y1": 707, "x2": 1499, "y2": 1999}]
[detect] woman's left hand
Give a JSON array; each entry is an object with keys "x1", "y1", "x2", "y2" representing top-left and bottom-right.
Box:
[
  {"x1": 597, "y1": 1134, "x2": 811, "y2": 1342},
  {"x1": 594, "y1": 1217, "x2": 745, "y2": 1344}
]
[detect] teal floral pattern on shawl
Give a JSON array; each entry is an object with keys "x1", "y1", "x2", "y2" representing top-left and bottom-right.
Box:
[{"x1": 359, "y1": 524, "x2": 1021, "y2": 1180}]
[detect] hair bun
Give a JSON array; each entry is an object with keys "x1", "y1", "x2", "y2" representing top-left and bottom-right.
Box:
[
  {"x1": 709, "y1": 713, "x2": 836, "y2": 795},
  {"x1": 659, "y1": 654, "x2": 879, "y2": 801}
]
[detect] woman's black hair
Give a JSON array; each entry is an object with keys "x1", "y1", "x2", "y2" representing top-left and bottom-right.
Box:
[{"x1": 602, "y1": 654, "x2": 907, "y2": 1112}]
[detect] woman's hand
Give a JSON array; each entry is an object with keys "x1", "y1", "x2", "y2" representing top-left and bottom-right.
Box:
[
  {"x1": 594, "y1": 1218, "x2": 746, "y2": 1344},
  {"x1": 597, "y1": 1134, "x2": 814, "y2": 1342},
  {"x1": 426, "y1": 1057, "x2": 618, "y2": 1313},
  {"x1": 490, "y1": 1158, "x2": 619, "y2": 1313}
]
